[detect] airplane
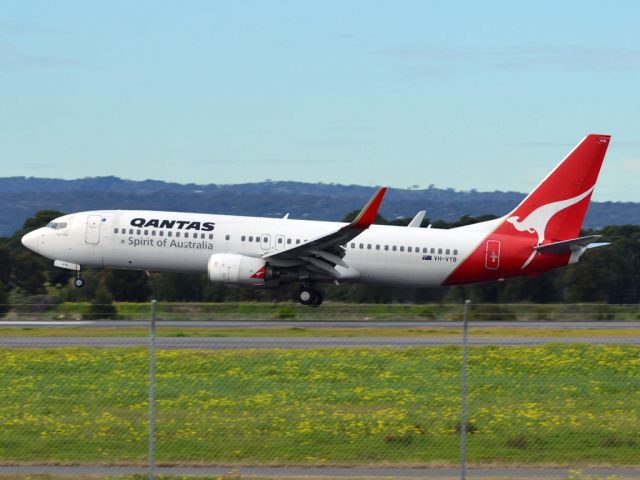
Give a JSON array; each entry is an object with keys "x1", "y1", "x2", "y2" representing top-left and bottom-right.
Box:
[{"x1": 21, "y1": 134, "x2": 611, "y2": 306}]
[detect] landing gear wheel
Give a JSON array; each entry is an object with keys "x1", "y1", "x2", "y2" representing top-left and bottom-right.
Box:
[
  {"x1": 296, "y1": 287, "x2": 323, "y2": 306},
  {"x1": 74, "y1": 277, "x2": 85, "y2": 288},
  {"x1": 310, "y1": 291, "x2": 323, "y2": 307}
]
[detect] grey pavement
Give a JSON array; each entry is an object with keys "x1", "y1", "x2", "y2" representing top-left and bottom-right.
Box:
[
  {"x1": 3, "y1": 320, "x2": 640, "y2": 329},
  {"x1": 0, "y1": 464, "x2": 638, "y2": 478}
]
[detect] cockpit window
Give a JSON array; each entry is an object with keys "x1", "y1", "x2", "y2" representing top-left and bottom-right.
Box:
[{"x1": 46, "y1": 222, "x2": 68, "y2": 230}]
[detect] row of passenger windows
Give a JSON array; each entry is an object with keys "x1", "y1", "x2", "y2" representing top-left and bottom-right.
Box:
[
  {"x1": 225, "y1": 233, "x2": 458, "y2": 256},
  {"x1": 114, "y1": 227, "x2": 213, "y2": 240},
  {"x1": 236, "y1": 235, "x2": 305, "y2": 245},
  {"x1": 349, "y1": 242, "x2": 457, "y2": 255}
]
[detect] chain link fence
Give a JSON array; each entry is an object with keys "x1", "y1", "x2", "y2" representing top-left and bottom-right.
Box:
[{"x1": 0, "y1": 302, "x2": 639, "y2": 477}]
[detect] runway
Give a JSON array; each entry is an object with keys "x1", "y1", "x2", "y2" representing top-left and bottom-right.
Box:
[
  {"x1": 2, "y1": 320, "x2": 640, "y2": 329},
  {"x1": 0, "y1": 335, "x2": 638, "y2": 348},
  {"x1": 1, "y1": 464, "x2": 639, "y2": 479}
]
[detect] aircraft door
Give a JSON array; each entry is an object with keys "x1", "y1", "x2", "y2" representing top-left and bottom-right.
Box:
[
  {"x1": 260, "y1": 234, "x2": 271, "y2": 250},
  {"x1": 85, "y1": 215, "x2": 102, "y2": 244}
]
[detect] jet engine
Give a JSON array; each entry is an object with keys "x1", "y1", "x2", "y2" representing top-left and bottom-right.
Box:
[{"x1": 207, "y1": 253, "x2": 269, "y2": 286}]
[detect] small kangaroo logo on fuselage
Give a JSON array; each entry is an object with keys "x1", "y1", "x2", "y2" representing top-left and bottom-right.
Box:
[{"x1": 506, "y1": 186, "x2": 594, "y2": 269}]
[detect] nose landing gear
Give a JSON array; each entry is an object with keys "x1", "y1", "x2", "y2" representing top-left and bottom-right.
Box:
[
  {"x1": 74, "y1": 273, "x2": 85, "y2": 288},
  {"x1": 296, "y1": 286, "x2": 323, "y2": 306}
]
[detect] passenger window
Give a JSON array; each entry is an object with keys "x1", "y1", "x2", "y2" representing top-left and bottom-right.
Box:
[
  {"x1": 438, "y1": 248, "x2": 443, "y2": 254},
  {"x1": 137, "y1": 229, "x2": 141, "y2": 235},
  {"x1": 446, "y1": 249, "x2": 450, "y2": 255},
  {"x1": 415, "y1": 246, "x2": 419, "y2": 252},
  {"x1": 241, "y1": 235, "x2": 246, "y2": 241},
  {"x1": 186, "y1": 233, "x2": 190, "y2": 238},
  {"x1": 278, "y1": 237, "x2": 283, "y2": 244},
  {"x1": 263, "y1": 236, "x2": 268, "y2": 243},
  {"x1": 367, "y1": 244, "x2": 371, "y2": 249},
  {"x1": 287, "y1": 238, "x2": 292, "y2": 244},
  {"x1": 209, "y1": 234, "x2": 213, "y2": 240},
  {"x1": 201, "y1": 233, "x2": 205, "y2": 239},
  {"x1": 296, "y1": 239, "x2": 301, "y2": 244},
  {"x1": 454, "y1": 249, "x2": 458, "y2": 255},
  {"x1": 114, "y1": 228, "x2": 119, "y2": 234},
  {"x1": 159, "y1": 231, "x2": 164, "y2": 237},
  {"x1": 152, "y1": 230, "x2": 157, "y2": 236},
  {"x1": 400, "y1": 246, "x2": 405, "y2": 252},
  {"x1": 176, "y1": 232, "x2": 181, "y2": 238},
  {"x1": 431, "y1": 248, "x2": 435, "y2": 254},
  {"x1": 248, "y1": 236, "x2": 253, "y2": 241},
  {"x1": 168, "y1": 231, "x2": 172, "y2": 237},
  {"x1": 384, "y1": 245, "x2": 389, "y2": 251},
  {"x1": 375, "y1": 244, "x2": 380, "y2": 250},
  {"x1": 225, "y1": 234, "x2": 230, "y2": 240},
  {"x1": 351, "y1": 243, "x2": 355, "y2": 248},
  {"x1": 392, "y1": 246, "x2": 397, "y2": 252},
  {"x1": 359, "y1": 243, "x2": 364, "y2": 249},
  {"x1": 129, "y1": 229, "x2": 134, "y2": 234},
  {"x1": 408, "y1": 247, "x2": 412, "y2": 252},
  {"x1": 423, "y1": 247, "x2": 428, "y2": 253}
]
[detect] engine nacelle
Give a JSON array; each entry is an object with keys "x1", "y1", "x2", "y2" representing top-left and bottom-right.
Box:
[{"x1": 208, "y1": 253, "x2": 268, "y2": 286}]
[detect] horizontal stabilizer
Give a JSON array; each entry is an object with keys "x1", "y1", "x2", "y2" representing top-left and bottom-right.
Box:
[{"x1": 534, "y1": 235, "x2": 605, "y2": 254}]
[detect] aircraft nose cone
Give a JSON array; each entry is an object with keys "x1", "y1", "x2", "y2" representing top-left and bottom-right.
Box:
[{"x1": 21, "y1": 230, "x2": 40, "y2": 253}]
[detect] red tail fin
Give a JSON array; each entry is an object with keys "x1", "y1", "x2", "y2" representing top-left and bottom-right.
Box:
[
  {"x1": 444, "y1": 134, "x2": 611, "y2": 285},
  {"x1": 505, "y1": 134, "x2": 610, "y2": 244}
]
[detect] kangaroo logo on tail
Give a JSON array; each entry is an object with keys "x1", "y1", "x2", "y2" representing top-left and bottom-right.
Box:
[{"x1": 506, "y1": 186, "x2": 594, "y2": 269}]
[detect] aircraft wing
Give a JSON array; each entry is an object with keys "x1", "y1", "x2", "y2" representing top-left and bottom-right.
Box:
[{"x1": 261, "y1": 187, "x2": 387, "y2": 279}]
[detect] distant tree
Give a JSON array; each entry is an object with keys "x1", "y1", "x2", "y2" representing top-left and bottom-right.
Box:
[
  {"x1": 0, "y1": 244, "x2": 12, "y2": 286},
  {"x1": 341, "y1": 210, "x2": 390, "y2": 225},
  {"x1": 84, "y1": 288, "x2": 117, "y2": 320},
  {"x1": 151, "y1": 273, "x2": 206, "y2": 301},
  {"x1": 21, "y1": 210, "x2": 65, "y2": 232},
  {"x1": 103, "y1": 270, "x2": 151, "y2": 302},
  {"x1": 11, "y1": 251, "x2": 47, "y2": 295},
  {"x1": 0, "y1": 281, "x2": 9, "y2": 317}
]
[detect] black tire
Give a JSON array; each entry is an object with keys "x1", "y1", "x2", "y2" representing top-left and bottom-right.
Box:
[
  {"x1": 296, "y1": 287, "x2": 315, "y2": 306},
  {"x1": 74, "y1": 277, "x2": 85, "y2": 288},
  {"x1": 310, "y1": 291, "x2": 323, "y2": 306}
]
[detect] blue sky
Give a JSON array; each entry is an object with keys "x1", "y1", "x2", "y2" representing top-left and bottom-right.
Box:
[{"x1": 1, "y1": 1, "x2": 639, "y2": 201}]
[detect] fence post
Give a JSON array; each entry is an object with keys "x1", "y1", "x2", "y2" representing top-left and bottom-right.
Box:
[
  {"x1": 149, "y1": 299, "x2": 157, "y2": 480},
  {"x1": 460, "y1": 299, "x2": 471, "y2": 480}
]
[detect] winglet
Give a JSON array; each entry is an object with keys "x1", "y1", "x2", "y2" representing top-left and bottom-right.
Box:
[{"x1": 349, "y1": 187, "x2": 387, "y2": 229}]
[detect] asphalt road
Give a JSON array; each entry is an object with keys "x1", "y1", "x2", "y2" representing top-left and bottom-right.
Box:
[
  {"x1": 2, "y1": 320, "x2": 640, "y2": 328},
  {"x1": 1, "y1": 464, "x2": 639, "y2": 479},
  {"x1": 1, "y1": 335, "x2": 638, "y2": 348}
]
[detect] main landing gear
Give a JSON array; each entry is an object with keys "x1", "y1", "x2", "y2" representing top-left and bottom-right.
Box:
[{"x1": 296, "y1": 285, "x2": 323, "y2": 307}]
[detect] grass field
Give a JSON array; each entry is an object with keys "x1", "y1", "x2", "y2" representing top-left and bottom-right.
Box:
[
  {"x1": 6, "y1": 302, "x2": 640, "y2": 321},
  {"x1": 0, "y1": 345, "x2": 638, "y2": 466}
]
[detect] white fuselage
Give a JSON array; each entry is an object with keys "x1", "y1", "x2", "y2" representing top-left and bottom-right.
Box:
[{"x1": 24, "y1": 210, "x2": 501, "y2": 288}]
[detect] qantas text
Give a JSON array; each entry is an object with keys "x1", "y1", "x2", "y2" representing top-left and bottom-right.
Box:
[{"x1": 130, "y1": 218, "x2": 215, "y2": 231}]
